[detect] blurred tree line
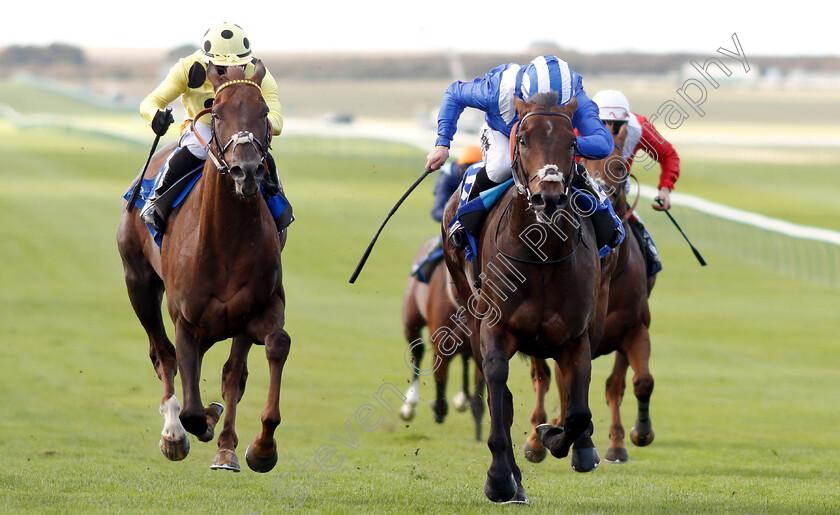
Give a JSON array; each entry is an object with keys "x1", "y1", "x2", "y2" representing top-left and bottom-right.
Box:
[{"x1": 0, "y1": 43, "x2": 86, "y2": 66}]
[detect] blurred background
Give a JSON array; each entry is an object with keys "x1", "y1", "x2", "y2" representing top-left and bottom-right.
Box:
[{"x1": 1, "y1": 2, "x2": 838, "y2": 513}]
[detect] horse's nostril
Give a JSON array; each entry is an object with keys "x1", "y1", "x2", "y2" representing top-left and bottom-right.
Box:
[
  {"x1": 229, "y1": 166, "x2": 244, "y2": 179},
  {"x1": 530, "y1": 193, "x2": 545, "y2": 207}
]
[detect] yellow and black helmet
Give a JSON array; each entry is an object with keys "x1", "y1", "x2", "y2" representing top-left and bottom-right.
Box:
[{"x1": 201, "y1": 22, "x2": 252, "y2": 66}]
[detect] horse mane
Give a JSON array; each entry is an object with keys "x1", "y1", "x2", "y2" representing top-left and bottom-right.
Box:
[
  {"x1": 220, "y1": 65, "x2": 247, "y2": 82},
  {"x1": 527, "y1": 91, "x2": 560, "y2": 109}
]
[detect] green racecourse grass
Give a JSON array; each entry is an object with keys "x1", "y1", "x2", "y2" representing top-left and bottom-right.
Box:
[
  {"x1": 1, "y1": 121, "x2": 838, "y2": 514},
  {"x1": 1, "y1": 92, "x2": 839, "y2": 512}
]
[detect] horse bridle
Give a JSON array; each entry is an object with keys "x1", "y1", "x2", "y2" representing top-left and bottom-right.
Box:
[
  {"x1": 190, "y1": 80, "x2": 272, "y2": 175},
  {"x1": 510, "y1": 110, "x2": 576, "y2": 207},
  {"x1": 495, "y1": 110, "x2": 588, "y2": 265}
]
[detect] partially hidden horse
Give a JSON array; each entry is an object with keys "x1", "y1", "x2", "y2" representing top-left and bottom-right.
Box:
[
  {"x1": 522, "y1": 123, "x2": 656, "y2": 466},
  {"x1": 116, "y1": 62, "x2": 291, "y2": 473},
  {"x1": 399, "y1": 237, "x2": 485, "y2": 441},
  {"x1": 442, "y1": 93, "x2": 616, "y2": 504}
]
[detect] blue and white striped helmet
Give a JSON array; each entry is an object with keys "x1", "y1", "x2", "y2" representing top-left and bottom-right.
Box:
[{"x1": 518, "y1": 55, "x2": 574, "y2": 105}]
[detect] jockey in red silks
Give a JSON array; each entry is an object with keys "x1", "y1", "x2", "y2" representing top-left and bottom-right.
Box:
[
  {"x1": 591, "y1": 89, "x2": 680, "y2": 211},
  {"x1": 592, "y1": 89, "x2": 677, "y2": 276}
]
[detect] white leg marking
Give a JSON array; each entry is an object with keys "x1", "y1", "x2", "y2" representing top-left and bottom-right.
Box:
[
  {"x1": 160, "y1": 395, "x2": 186, "y2": 441},
  {"x1": 452, "y1": 390, "x2": 469, "y2": 412}
]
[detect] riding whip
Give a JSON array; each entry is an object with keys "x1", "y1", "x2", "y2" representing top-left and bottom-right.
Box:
[
  {"x1": 655, "y1": 197, "x2": 707, "y2": 266},
  {"x1": 349, "y1": 168, "x2": 434, "y2": 284},
  {"x1": 126, "y1": 106, "x2": 172, "y2": 213}
]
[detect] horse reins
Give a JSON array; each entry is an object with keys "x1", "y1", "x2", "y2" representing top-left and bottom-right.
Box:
[
  {"x1": 624, "y1": 173, "x2": 641, "y2": 221},
  {"x1": 190, "y1": 79, "x2": 272, "y2": 175},
  {"x1": 492, "y1": 194, "x2": 584, "y2": 265}
]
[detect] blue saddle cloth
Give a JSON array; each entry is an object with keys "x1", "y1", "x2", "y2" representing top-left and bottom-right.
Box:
[
  {"x1": 447, "y1": 164, "x2": 514, "y2": 262},
  {"x1": 124, "y1": 162, "x2": 289, "y2": 248},
  {"x1": 410, "y1": 237, "x2": 445, "y2": 283},
  {"x1": 447, "y1": 165, "x2": 625, "y2": 262}
]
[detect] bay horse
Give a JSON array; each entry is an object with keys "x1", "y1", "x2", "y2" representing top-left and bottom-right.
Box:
[
  {"x1": 116, "y1": 62, "x2": 290, "y2": 473},
  {"x1": 442, "y1": 93, "x2": 615, "y2": 504},
  {"x1": 522, "y1": 123, "x2": 656, "y2": 465},
  {"x1": 400, "y1": 237, "x2": 485, "y2": 441}
]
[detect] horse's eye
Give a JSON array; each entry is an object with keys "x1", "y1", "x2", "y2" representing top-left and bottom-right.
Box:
[
  {"x1": 262, "y1": 108, "x2": 269, "y2": 118},
  {"x1": 518, "y1": 136, "x2": 527, "y2": 147}
]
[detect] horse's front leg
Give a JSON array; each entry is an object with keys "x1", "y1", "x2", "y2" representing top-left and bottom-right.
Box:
[
  {"x1": 173, "y1": 322, "x2": 213, "y2": 439},
  {"x1": 537, "y1": 333, "x2": 596, "y2": 471},
  {"x1": 245, "y1": 300, "x2": 291, "y2": 474},
  {"x1": 625, "y1": 325, "x2": 655, "y2": 447},
  {"x1": 211, "y1": 335, "x2": 252, "y2": 472},
  {"x1": 481, "y1": 327, "x2": 526, "y2": 504},
  {"x1": 523, "y1": 358, "x2": 551, "y2": 463}
]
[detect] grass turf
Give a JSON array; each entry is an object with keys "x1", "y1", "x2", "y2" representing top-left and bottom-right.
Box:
[{"x1": 1, "y1": 118, "x2": 838, "y2": 513}]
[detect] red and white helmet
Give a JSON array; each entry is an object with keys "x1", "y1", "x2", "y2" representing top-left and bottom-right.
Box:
[{"x1": 592, "y1": 90, "x2": 632, "y2": 122}]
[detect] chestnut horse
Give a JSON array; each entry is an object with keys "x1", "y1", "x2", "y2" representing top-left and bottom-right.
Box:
[
  {"x1": 400, "y1": 237, "x2": 485, "y2": 441},
  {"x1": 522, "y1": 124, "x2": 656, "y2": 465},
  {"x1": 116, "y1": 62, "x2": 290, "y2": 473},
  {"x1": 442, "y1": 94, "x2": 615, "y2": 504}
]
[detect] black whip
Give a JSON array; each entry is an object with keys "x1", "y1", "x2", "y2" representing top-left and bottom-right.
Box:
[
  {"x1": 126, "y1": 106, "x2": 172, "y2": 213},
  {"x1": 349, "y1": 168, "x2": 434, "y2": 283},
  {"x1": 655, "y1": 197, "x2": 707, "y2": 266}
]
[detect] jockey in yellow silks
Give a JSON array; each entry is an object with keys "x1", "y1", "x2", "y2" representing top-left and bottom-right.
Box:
[{"x1": 139, "y1": 22, "x2": 286, "y2": 232}]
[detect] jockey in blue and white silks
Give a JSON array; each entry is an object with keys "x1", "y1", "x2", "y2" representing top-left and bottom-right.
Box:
[{"x1": 425, "y1": 55, "x2": 614, "y2": 185}]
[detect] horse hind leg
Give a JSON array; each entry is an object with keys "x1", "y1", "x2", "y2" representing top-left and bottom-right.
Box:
[
  {"x1": 117, "y1": 234, "x2": 186, "y2": 461},
  {"x1": 211, "y1": 336, "x2": 252, "y2": 472},
  {"x1": 523, "y1": 358, "x2": 551, "y2": 463},
  {"x1": 399, "y1": 295, "x2": 425, "y2": 421},
  {"x1": 431, "y1": 351, "x2": 452, "y2": 423},
  {"x1": 604, "y1": 352, "x2": 630, "y2": 463},
  {"x1": 451, "y1": 353, "x2": 471, "y2": 412},
  {"x1": 399, "y1": 330, "x2": 424, "y2": 422}
]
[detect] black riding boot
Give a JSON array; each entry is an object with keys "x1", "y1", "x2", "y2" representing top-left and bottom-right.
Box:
[
  {"x1": 448, "y1": 166, "x2": 497, "y2": 250},
  {"x1": 140, "y1": 147, "x2": 204, "y2": 232},
  {"x1": 262, "y1": 153, "x2": 294, "y2": 233},
  {"x1": 571, "y1": 163, "x2": 623, "y2": 251}
]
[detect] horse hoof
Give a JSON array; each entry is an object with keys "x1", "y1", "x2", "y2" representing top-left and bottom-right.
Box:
[
  {"x1": 398, "y1": 404, "x2": 416, "y2": 421},
  {"x1": 210, "y1": 448, "x2": 240, "y2": 472},
  {"x1": 197, "y1": 402, "x2": 225, "y2": 443},
  {"x1": 245, "y1": 442, "x2": 278, "y2": 473},
  {"x1": 452, "y1": 391, "x2": 469, "y2": 412},
  {"x1": 501, "y1": 483, "x2": 529, "y2": 505},
  {"x1": 159, "y1": 435, "x2": 190, "y2": 461},
  {"x1": 523, "y1": 440, "x2": 547, "y2": 463},
  {"x1": 571, "y1": 447, "x2": 601, "y2": 473},
  {"x1": 484, "y1": 472, "x2": 518, "y2": 503},
  {"x1": 631, "y1": 427, "x2": 655, "y2": 447},
  {"x1": 431, "y1": 400, "x2": 448, "y2": 423},
  {"x1": 535, "y1": 423, "x2": 569, "y2": 459},
  {"x1": 605, "y1": 446, "x2": 629, "y2": 464}
]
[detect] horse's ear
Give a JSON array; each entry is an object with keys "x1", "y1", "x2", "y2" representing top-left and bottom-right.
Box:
[
  {"x1": 514, "y1": 95, "x2": 529, "y2": 117},
  {"x1": 207, "y1": 62, "x2": 224, "y2": 90},
  {"x1": 250, "y1": 60, "x2": 266, "y2": 86},
  {"x1": 614, "y1": 121, "x2": 628, "y2": 148},
  {"x1": 560, "y1": 96, "x2": 578, "y2": 118}
]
